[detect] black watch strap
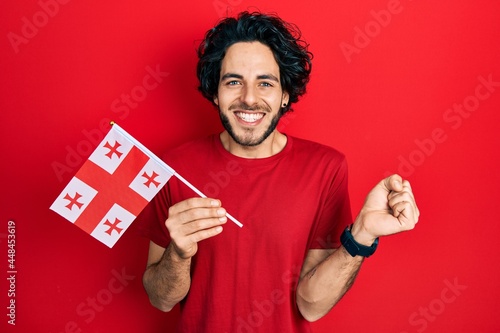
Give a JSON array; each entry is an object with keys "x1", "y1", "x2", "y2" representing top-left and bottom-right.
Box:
[{"x1": 340, "y1": 225, "x2": 378, "y2": 258}]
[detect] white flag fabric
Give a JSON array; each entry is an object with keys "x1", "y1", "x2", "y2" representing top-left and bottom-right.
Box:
[{"x1": 50, "y1": 123, "x2": 175, "y2": 248}]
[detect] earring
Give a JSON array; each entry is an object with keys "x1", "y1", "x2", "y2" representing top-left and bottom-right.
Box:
[{"x1": 282, "y1": 103, "x2": 287, "y2": 107}]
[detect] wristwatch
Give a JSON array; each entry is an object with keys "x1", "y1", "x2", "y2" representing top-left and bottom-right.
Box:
[{"x1": 340, "y1": 225, "x2": 378, "y2": 258}]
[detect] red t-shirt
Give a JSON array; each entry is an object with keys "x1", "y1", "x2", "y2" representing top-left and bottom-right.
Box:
[{"x1": 142, "y1": 134, "x2": 352, "y2": 332}]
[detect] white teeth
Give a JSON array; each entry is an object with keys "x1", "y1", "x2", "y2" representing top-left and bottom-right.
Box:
[{"x1": 235, "y1": 112, "x2": 264, "y2": 122}]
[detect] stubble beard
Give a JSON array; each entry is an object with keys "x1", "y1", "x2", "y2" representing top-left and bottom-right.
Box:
[{"x1": 218, "y1": 104, "x2": 282, "y2": 147}]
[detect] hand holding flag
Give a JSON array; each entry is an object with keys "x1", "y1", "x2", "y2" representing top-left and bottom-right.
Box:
[{"x1": 50, "y1": 123, "x2": 242, "y2": 248}]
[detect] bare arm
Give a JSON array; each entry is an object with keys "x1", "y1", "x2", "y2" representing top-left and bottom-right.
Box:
[
  {"x1": 296, "y1": 174, "x2": 420, "y2": 321},
  {"x1": 143, "y1": 242, "x2": 191, "y2": 312},
  {"x1": 142, "y1": 198, "x2": 227, "y2": 311},
  {"x1": 296, "y1": 244, "x2": 363, "y2": 321}
]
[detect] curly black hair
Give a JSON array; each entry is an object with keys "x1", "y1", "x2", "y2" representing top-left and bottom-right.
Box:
[{"x1": 196, "y1": 11, "x2": 313, "y2": 114}]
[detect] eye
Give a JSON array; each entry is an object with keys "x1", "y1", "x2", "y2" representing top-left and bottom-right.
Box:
[
  {"x1": 227, "y1": 80, "x2": 241, "y2": 86},
  {"x1": 259, "y1": 82, "x2": 273, "y2": 87}
]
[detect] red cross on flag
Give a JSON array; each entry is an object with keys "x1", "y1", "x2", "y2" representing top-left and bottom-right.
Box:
[{"x1": 50, "y1": 123, "x2": 175, "y2": 248}]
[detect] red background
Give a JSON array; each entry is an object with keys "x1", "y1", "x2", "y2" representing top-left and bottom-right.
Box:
[{"x1": 1, "y1": 0, "x2": 499, "y2": 332}]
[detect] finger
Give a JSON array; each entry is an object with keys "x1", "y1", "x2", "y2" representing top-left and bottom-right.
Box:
[
  {"x1": 402, "y1": 180, "x2": 413, "y2": 191},
  {"x1": 388, "y1": 191, "x2": 414, "y2": 206},
  {"x1": 388, "y1": 186, "x2": 415, "y2": 204},
  {"x1": 169, "y1": 197, "x2": 221, "y2": 216},
  {"x1": 391, "y1": 198, "x2": 419, "y2": 225},
  {"x1": 166, "y1": 198, "x2": 227, "y2": 235},
  {"x1": 180, "y1": 213, "x2": 227, "y2": 236},
  {"x1": 391, "y1": 201, "x2": 417, "y2": 229},
  {"x1": 399, "y1": 180, "x2": 420, "y2": 219},
  {"x1": 173, "y1": 224, "x2": 224, "y2": 258},
  {"x1": 388, "y1": 180, "x2": 416, "y2": 207},
  {"x1": 168, "y1": 213, "x2": 226, "y2": 250},
  {"x1": 177, "y1": 205, "x2": 227, "y2": 225},
  {"x1": 189, "y1": 224, "x2": 224, "y2": 244},
  {"x1": 169, "y1": 198, "x2": 224, "y2": 225},
  {"x1": 388, "y1": 191, "x2": 419, "y2": 219},
  {"x1": 383, "y1": 174, "x2": 403, "y2": 193}
]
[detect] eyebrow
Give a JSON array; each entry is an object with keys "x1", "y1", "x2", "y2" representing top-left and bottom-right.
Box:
[
  {"x1": 221, "y1": 73, "x2": 243, "y2": 81},
  {"x1": 220, "y1": 73, "x2": 280, "y2": 82},
  {"x1": 257, "y1": 74, "x2": 280, "y2": 82}
]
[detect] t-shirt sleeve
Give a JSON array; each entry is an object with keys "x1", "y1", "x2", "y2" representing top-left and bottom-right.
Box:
[
  {"x1": 136, "y1": 183, "x2": 172, "y2": 248},
  {"x1": 307, "y1": 156, "x2": 352, "y2": 249}
]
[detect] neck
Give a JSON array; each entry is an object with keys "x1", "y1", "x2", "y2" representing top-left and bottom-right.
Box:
[{"x1": 220, "y1": 131, "x2": 287, "y2": 158}]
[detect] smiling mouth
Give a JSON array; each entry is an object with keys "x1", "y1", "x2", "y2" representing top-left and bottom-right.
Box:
[{"x1": 234, "y1": 111, "x2": 265, "y2": 123}]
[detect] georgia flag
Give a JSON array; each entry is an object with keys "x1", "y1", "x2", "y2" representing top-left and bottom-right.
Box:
[{"x1": 50, "y1": 123, "x2": 174, "y2": 248}]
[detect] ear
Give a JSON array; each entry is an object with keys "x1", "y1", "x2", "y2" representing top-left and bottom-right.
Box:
[
  {"x1": 213, "y1": 95, "x2": 219, "y2": 106},
  {"x1": 282, "y1": 92, "x2": 289, "y2": 106}
]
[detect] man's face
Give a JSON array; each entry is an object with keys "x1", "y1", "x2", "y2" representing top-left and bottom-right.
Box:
[{"x1": 214, "y1": 42, "x2": 289, "y2": 147}]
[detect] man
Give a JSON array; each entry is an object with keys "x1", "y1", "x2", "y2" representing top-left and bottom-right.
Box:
[{"x1": 142, "y1": 11, "x2": 419, "y2": 332}]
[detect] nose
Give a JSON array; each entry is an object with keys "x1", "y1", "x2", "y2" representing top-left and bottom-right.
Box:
[{"x1": 240, "y1": 85, "x2": 257, "y2": 106}]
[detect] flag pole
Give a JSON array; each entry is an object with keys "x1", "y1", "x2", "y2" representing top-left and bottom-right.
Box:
[
  {"x1": 172, "y1": 172, "x2": 243, "y2": 228},
  {"x1": 111, "y1": 122, "x2": 243, "y2": 228}
]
